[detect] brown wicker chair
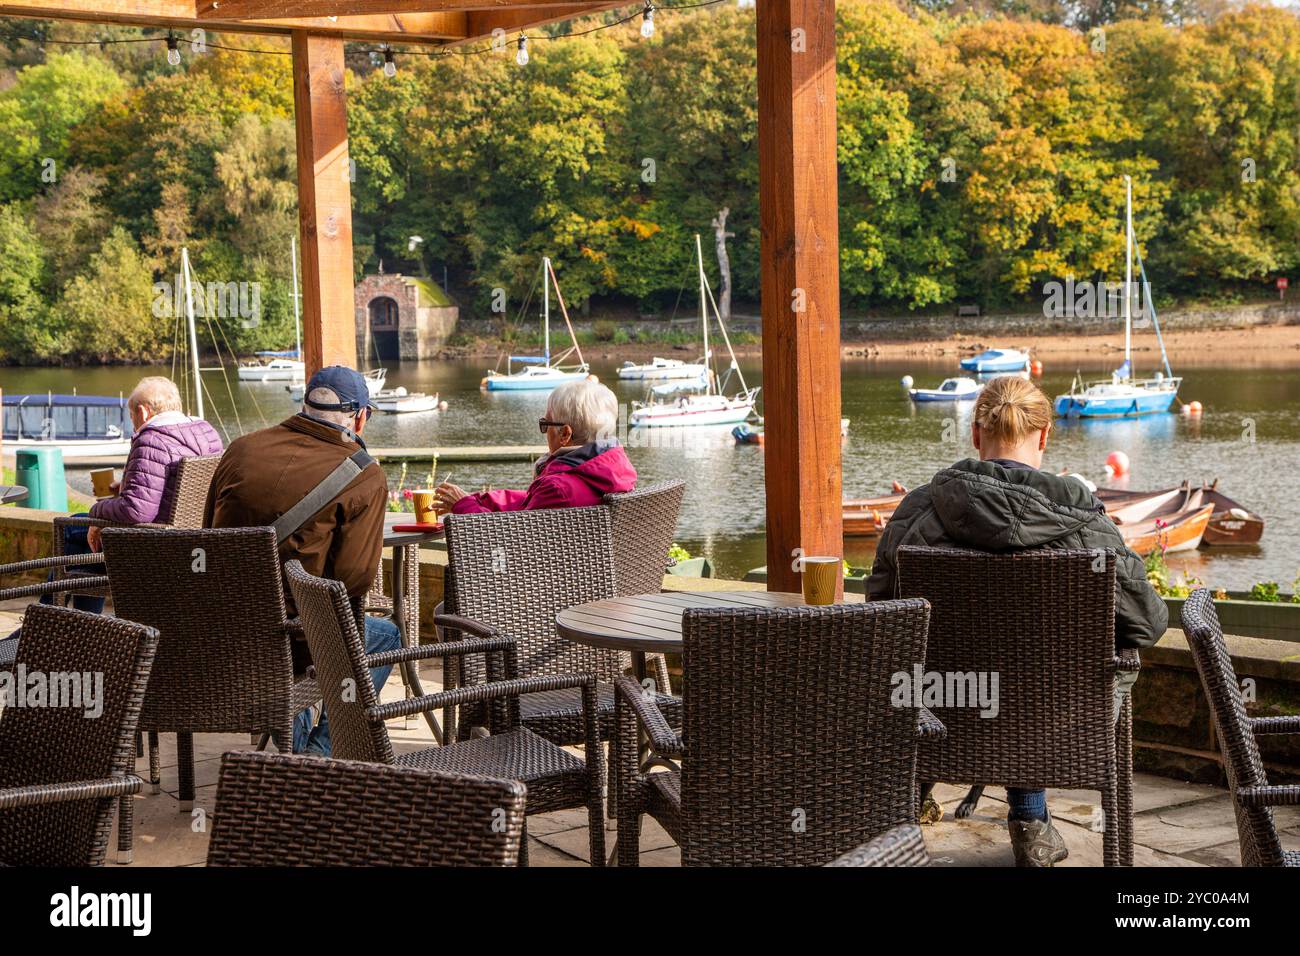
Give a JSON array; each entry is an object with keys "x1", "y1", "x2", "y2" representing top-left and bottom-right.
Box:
[
  {"x1": 826, "y1": 823, "x2": 931, "y2": 867},
  {"x1": 0, "y1": 604, "x2": 157, "y2": 866},
  {"x1": 100, "y1": 527, "x2": 320, "y2": 809},
  {"x1": 1182, "y1": 588, "x2": 1300, "y2": 867},
  {"x1": 441, "y1": 504, "x2": 681, "y2": 748},
  {"x1": 50, "y1": 453, "x2": 223, "y2": 601},
  {"x1": 206, "y1": 751, "x2": 527, "y2": 867},
  {"x1": 896, "y1": 545, "x2": 1138, "y2": 867},
  {"x1": 604, "y1": 480, "x2": 686, "y2": 690},
  {"x1": 0, "y1": 553, "x2": 112, "y2": 671},
  {"x1": 284, "y1": 559, "x2": 606, "y2": 866},
  {"x1": 613, "y1": 599, "x2": 937, "y2": 866}
]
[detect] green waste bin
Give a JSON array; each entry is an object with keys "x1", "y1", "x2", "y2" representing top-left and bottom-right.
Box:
[{"x1": 15, "y1": 447, "x2": 68, "y2": 512}]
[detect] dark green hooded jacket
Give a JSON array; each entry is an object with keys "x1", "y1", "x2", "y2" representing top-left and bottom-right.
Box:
[{"x1": 866, "y1": 458, "x2": 1167, "y2": 649}]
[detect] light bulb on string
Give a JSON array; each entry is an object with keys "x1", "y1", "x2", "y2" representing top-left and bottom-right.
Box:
[
  {"x1": 383, "y1": 49, "x2": 396, "y2": 77},
  {"x1": 166, "y1": 35, "x2": 180, "y2": 66},
  {"x1": 515, "y1": 35, "x2": 529, "y2": 66},
  {"x1": 640, "y1": 4, "x2": 655, "y2": 39}
]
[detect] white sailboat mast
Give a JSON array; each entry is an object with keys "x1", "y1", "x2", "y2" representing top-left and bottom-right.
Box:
[
  {"x1": 291, "y1": 235, "x2": 302, "y2": 365},
  {"x1": 181, "y1": 246, "x2": 204, "y2": 420},
  {"x1": 543, "y1": 256, "x2": 551, "y2": 365},
  {"x1": 1124, "y1": 175, "x2": 1132, "y2": 375},
  {"x1": 695, "y1": 234, "x2": 712, "y2": 396}
]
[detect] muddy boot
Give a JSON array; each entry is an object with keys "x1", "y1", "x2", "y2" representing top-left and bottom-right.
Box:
[{"x1": 1009, "y1": 813, "x2": 1069, "y2": 867}]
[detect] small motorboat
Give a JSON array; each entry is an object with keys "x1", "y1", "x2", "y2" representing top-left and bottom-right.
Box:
[
  {"x1": 843, "y1": 482, "x2": 908, "y2": 537},
  {"x1": 1097, "y1": 481, "x2": 1263, "y2": 547},
  {"x1": 1099, "y1": 483, "x2": 1214, "y2": 553},
  {"x1": 372, "y1": 387, "x2": 442, "y2": 415},
  {"x1": 617, "y1": 356, "x2": 709, "y2": 381},
  {"x1": 909, "y1": 377, "x2": 982, "y2": 403},
  {"x1": 959, "y1": 348, "x2": 1030, "y2": 373},
  {"x1": 238, "y1": 355, "x2": 304, "y2": 382},
  {"x1": 288, "y1": 367, "x2": 387, "y2": 401}
]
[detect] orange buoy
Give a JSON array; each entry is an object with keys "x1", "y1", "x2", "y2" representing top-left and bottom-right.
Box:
[
  {"x1": 1105, "y1": 450, "x2": 1130, "y2": 477},
  {"x1": 1184, "y1": 400, "x2": 1203, "y2": 416},
  {"x1": 1029, "y1": 359, "x2": 1044, "y2": 376},
  {"x1": 479, "y1": 377, "x2": 489, "y2": 390},
  {"x1": 588, "y1": 374, "x2": 599, "y2": 384}
]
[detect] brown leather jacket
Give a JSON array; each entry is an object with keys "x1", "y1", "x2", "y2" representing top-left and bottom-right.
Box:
[{"x1": 203, "y1": 414, "x2": 387, "y2": 613}]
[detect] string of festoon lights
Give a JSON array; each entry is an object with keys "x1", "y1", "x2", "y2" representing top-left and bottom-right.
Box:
[{"x1": 0, "y1": 0, "x2": 727, "y2": 71}]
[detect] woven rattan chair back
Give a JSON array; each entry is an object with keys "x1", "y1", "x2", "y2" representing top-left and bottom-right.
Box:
[
  {"x1": 0, "y1": 604, "x2": 157, "y2": 866},
  {"x1": 1182, "y1": 588, "x2": 1286, "y2": 866},
  {"x1": 896, "y1": 546, "x2": 1118, "y2": 789},
  {"x1": 677, "y1": 600, "x2": 931, "y2": 866},
  {"x1": 206, "y1": 750, "x2": 526, "y2": 866},
  {"x1": 159, "y1": 453, "x2": 222, "y2": 528},
  {"x1": 443, "y1": 505, "x2": 625, "y2": 685},
  {"x1": 101, "y1": 527, "x2": 293, "y2": 736},
  {"x1": 603, "y1": 480, "x2": 685, "y2": 596},
  {"x1": 285, "y1": 559, "x2": 395, "y2": 763}
]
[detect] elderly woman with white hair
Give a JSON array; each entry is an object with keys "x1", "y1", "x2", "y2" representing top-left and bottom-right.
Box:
[{"x1": 436, "y1": 379, "x2": 636, "y2": 514}]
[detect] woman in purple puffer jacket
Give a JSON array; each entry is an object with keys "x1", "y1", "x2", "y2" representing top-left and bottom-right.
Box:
[
  {"x1": 2, "y1": 377, "x2": 222, "y2": 650},
  {"x1": 85, "y1": 376, "x2": 224, "y2": 551}
]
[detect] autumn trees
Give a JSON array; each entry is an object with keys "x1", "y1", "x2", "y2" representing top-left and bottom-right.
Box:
[{"x1": 0, "y1": 2, "x2": 1296, "y2": 365}]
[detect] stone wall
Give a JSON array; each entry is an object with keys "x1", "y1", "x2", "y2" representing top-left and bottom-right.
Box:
[{"x1": 842, "y1": 302, "x2": 1300, "y2": 341}]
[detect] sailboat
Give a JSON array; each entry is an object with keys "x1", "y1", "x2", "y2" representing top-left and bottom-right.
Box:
[
  {"x1": 1055, "y1": 176, "x2": 1181, "y2": 418},
  {"x1": 284, "y1": 235, "x2": 387, "y2": 400},
  {"x1": 483, "y1": 257, "x2": 590, "y2": 391},
  {"x1": 628, "y1": 236, "x2": 759, "y2": 428}
]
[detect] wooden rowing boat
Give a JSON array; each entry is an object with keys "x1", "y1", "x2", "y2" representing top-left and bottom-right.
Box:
[
  {"x1": 1198, "y1": 479, "x2": 1265, "y2": 546},
  {"x1": 1096, "y1": 481, "x2": 1264, "y2": 547},
  {"x1": 1098, "y1": 483, "x2": 1214, "y2": 554},
  {"x1": 844, "y1": 482, "x2": 908, "y2": 537}
]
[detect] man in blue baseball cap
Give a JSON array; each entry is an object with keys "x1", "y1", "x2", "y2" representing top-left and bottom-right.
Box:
[{"x1": 205, "y1": 364, "x2": 398, "y2": 755}]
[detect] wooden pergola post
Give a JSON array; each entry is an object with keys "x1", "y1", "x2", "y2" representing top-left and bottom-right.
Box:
[
  {"x1": 292, "y1": 31, "x2": 357, "y2": 376},
  {"x1": 756, "y1": 0, "x2": 844, "y2": 596}
]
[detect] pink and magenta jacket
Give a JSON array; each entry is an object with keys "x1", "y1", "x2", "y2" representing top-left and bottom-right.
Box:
[
  {"x1": 451, "y1": 439, "x2": 636, "y2": 515},
  {"x1": 90, "y1": 411, "x2": 224, "y2": 525}
]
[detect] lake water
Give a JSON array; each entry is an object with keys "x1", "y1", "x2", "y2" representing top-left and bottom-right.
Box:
[{"x1": 3, "y1": 352, "x2": 1297, "y2": 592}]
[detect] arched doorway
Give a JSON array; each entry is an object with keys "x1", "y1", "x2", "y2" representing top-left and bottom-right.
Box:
[{"x1": 368, "y1": 296, "x2": 401, "y2": 361}]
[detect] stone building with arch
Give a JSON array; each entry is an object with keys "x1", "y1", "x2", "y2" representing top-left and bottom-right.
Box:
[{"x1": 354, "y1": 273, "x2": 459, "y2": 362}]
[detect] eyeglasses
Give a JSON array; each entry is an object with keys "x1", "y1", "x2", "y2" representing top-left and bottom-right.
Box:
[{"x1": 538, "y1": 418, "x2": 566, "y2": 434}]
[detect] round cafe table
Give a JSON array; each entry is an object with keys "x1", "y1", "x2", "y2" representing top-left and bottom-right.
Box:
[
  {"x1": 0, "y1": 485, "x2": 28, "y2": 505},
  {"x1": 556, "y1": 589, "x2": 807, "y2": 682},
  {"x1": 557, "y1": 589, "x2": 806, "y2": 863}
]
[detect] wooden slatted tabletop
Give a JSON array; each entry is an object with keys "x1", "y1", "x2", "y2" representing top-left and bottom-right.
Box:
[{"x1": 556, "y1": 590, "x2": 807, "y2": 656}]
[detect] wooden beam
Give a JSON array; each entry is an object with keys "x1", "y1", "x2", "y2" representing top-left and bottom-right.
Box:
[
  {"x1": 199, "y1": 0, "x2": 598, "y2": 20},
  {"x1": 292, "y1": 30, "x2": 356, "y2": 376},
  {"x1": 0, "y1": 0, "x2": 467, "y2": 41},
  {"x1": 756, "y1": 0, "x2": 843, "y2": 596},
  {"x1": 461, "y1": 1, "x2": 620, "y2": 41}
]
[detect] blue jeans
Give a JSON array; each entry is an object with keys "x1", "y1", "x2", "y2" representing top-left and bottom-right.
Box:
[
  {"x1": 1007, "y1": 669, "x2": 1139, "y2": 821},
  {"x1": 291, "y1": 615, "x2": 401, "y2": 756}
]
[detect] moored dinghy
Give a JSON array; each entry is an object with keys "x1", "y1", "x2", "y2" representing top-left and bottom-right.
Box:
[
  {"x1": 959, "y1": 348, "x2": 1030, "y2": 373},
  {"x1": 908, "y1": 377, "x2": 982, "y2": 403},
  {"x1": 1100, "y1": 483, "x2": 1214, "y2": 553}
]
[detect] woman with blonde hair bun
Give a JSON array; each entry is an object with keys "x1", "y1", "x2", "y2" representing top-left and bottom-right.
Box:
[{"x1": 867, "y1": 374, "x2": 1165, "y2": 867}]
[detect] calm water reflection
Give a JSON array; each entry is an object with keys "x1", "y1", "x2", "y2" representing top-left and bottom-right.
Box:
[{"x1": 3, "y1": 351, "x2": 1297, "y2": 591}]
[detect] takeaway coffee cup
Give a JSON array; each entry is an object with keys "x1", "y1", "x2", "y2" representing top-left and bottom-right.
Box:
[
  {"x1": 90, "y1": 469, "x2": 116, "y2": 499},
  {"x1": 801, "y1": 556, "x2": 842, "y2": 606},
  {"x1": 411, "y1": 489, "x2": 438, "y2": 524}
]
